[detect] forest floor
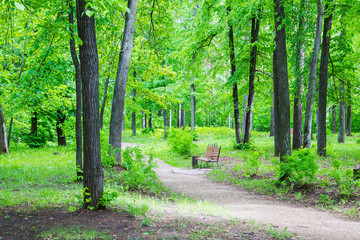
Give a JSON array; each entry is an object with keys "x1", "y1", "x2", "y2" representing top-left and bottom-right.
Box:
[{"x1": 152, "y1": 150, "x2": 360, "y2": 240}]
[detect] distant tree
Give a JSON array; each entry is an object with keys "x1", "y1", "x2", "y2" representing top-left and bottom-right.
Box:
[
  {"x1": 0, "y1": 104, "x2": 9, "y2": 154},
  {"x1": 76, "y1": 0, "x2": 103, "y2": 209}
]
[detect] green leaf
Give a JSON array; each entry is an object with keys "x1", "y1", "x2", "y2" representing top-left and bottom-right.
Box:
[
  {"x1": 125, "y1": 7, "x2": 131, "y2": 13},
  {"x1": 85, "y1": 10, "x2": 95, "y2": 17},
  {"x1": 15, "y1": 2, "x2": 25, "y2": 11}
]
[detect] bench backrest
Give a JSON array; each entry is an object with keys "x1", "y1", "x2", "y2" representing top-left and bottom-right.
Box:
[{"x1": 205, "y1": 146, "x2": 221, "y2": 161}]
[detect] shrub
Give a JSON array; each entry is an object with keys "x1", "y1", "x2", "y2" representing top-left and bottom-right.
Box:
[
  {"x1": 233, "y1": 140, "x2": 256, "y2": 151},
  {"x1": 168, "y1": 128, "x2": 194, "y2": 155},
  {"x1": 100, "y1": 131, "x2": 117, "y2": 169},
  {"x1": 119, "y1": 147, "x2": 159, "y2": 192},
  {"x1": 243, "y1": 150, "x2": 263, "y2": 177},
  {"x1": 281, "y1": 148, "x2": 318, "y2": 184}
]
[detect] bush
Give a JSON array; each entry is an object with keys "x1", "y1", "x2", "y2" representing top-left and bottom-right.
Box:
[
  {"x1": 168, "y1": 128, "x2": 194, "y2": 155},
  {"x1": 100, "y1": 131, "x2": 117, "y2": 169},
  {"x1": 281, "y1": 148, "x2": 318, "y2": 184},
  {"x1": 233, "y1": 140, "x2": 256, "y2": 151},
  {"x1": 119, "y1": 147, "x2": 159, "y2": 192}
]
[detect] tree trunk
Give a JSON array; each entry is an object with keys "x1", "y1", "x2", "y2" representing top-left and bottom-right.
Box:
[
  {"x1": 148, "y1": 113, "x2": 152, "y2": 129},
  {"x1": 273, "y1": 0, "x2": 291, "y2": 180},
  {"x1": 169, "y1": 103, "x2": 172, "y2": 130},
  {"x1": 338, "y1": 79, "x2": 345, "y2": 143},
  {"x1": 109, "y1": 0, "x2": 138, "y2": 164},
  {"x1": 303, "y1": 0, "x2": 323, "y2": 149},
  {"x1": 7, "y1": 117, "x2": 13, "y2": 148},
  {"x1": 191, "y1": 78, "x2": 196, "y2": 131},
  {"x1": 241, "y1": 95, "x2": 248, "y2": 135},
  {"x1": 346, "y1": 82, "x2": 352, "y2": 136},
  {"x1": 177, "y1": 104, "x2": 181, "y2": 128},
  {"x1": 317, "y1": 0, "x2": 333, "y2": 156},
  {"x1": 131, "y1": 88, "x2": 136, "y2": 136},
  {"x1": 31, "y1": 111, "x2": 38, "y2": 139},
  {"x1": 331, "y1": 105, "x2": 336, "y2": 133},
  {"x1": 56, "y1": 110, "x2": 66, "y2": 146},
  {"x1": 99, "y1": 75, "x2": 110, "y2": 131},
  {"x1": 292, "y1": 0, "x2": 306, "y2": 150},
  {"x1": 244, "y1": 14, "x2": 260, "y2": 144},
  {"x1": 181, "y1": 103, "x2": 185, "y2": 130},
  {"x1": 228, "y1": 7, "x2": 242, "y2": 144},
  {"x1": 142, "y1": 112, "x2": 147, "y2": 129},
  {"x1": 0, "y1": 104, "x2": 9, "y2": 154},
  {"x1": 69, "y1": 2, "x2": 83, "y2": 174},
  {"x1": 163, "y1": 109, "x2": 168, "y2": 139},
  {"x1": 270, "y1": 106, "x2": 275, "y2": 136},
  {"x1": 76, "y1": 0, "x2": 103, "y2": 209}
]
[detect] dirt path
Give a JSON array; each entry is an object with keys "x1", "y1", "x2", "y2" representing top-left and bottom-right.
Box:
[{"x1": 122, "y1": 143, "x2": 360, "y2": 240}]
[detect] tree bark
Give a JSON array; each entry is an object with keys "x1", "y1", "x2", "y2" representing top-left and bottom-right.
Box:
[
  {"x1": 181, "y1": 103, "x2": 185, "y2": 130},
  {"x1": 346, "y1": 82, "x2": 352, "y2": 136},
  {"x1": 273, "y1": 0, "x2": 291, "y2": 179},
  {"x1": 191, "y1": 78, "x2": 196, "y2": 131},
  {"x1": 0, "y1": 104, "x2": 9, "y2": 154},
  {"x1": 131, "y1": 89, "x2": 136, "y2": 137},
  {"x1": 244, "y1": 14, "x2": 260, "y2": 144},
  {"x1": 242, "y1": 95, "x2": 248, "y2": 135},
  {"x1": 99, "y1": 75, "x2": 110, "y2": 131},
  {"x1": 7, "y1": 118, "x2": 13, "y2": 148},
  {"x1": 56, "y1": 110, "x2": 67, "y2": 146},
  {"x1": 69, "y1": 1, "x2": 83, "y2": 174},
  {"x1": 142, "y1": 112, "x2": 147, "y2": 129},
  {"x1": 177, "y1": 104, "x2": 181, "y2": 128},
  {"x1": 317, "y1": 0, "x2": 333, "y2": 156},
  {"x1": 109, "y1": 0, "x2": 138, "y2": 164},
  {"x1": 31, "y1": 112, "x2": 38, "y2": 141},
  {"x1": 228, "y1": 7, "x2": 242, "y2": 144},
  {"x1": 292, "y1": 0, "x2": 306, "y2": 150},
  {"x1": 303, "y1": 0, "x2": 323, "y2": 148},
  {"x1": 148, "y1": 113, "x2": 152, "y2": 129},
  {"x1": 331, "y1": 105, "x2": 336, "y2": 133},
  {"x1": 338, "y1": 79, "x2": 345, "y2": 143},
  {"x1": 76, "y1": 0, "x2": 103, "y2": 209},
  {"x1": 163, "y1": 109, "x2": 168, "y2": 139},
  {"x1": 270, "y1": 106, "x2": 275, "y2": 136}
]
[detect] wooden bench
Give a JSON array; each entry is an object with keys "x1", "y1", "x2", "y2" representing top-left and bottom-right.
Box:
[{"x1": 193, "y1": 145, "x2": 221, "y2": 169}]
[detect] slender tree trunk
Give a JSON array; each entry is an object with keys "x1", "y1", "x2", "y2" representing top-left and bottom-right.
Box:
[
  {"x1": 273, "y1": 0, "x2": 291, "y2": 180},
  {"x1": 303, "y1": 0, "x2": 323, "y2": 148},
  {"x1": 338, "y1": 79, "x2": 345, "y2": 143},
  {"x1": 169, "y1": 103, "x2": 172, "y2": 130},
  {"x1": 244, "y1": 14, "x2": 260, "y2": 144},
  {"x1": 242, "y1": 95, "x2": 248, "y2": 135},
  {"x1": 270, "y1": 106, "x2": 275, "y2": 136},
  {"x1": 69, "y1": 2, "x2": 82, "y2": 174},
  {"x1": 109, "y1": 0, "x2": 138, "y2": 163},
  {"x1": 317, "y1": 0, "x2": 333, "y2": 156},
  {"x1": 56, "y1": 110, "x2": 67, "y2": 146},
  {"x1": 131, "y1": 89, "x2": 136, "y2": 136},
  {"x1": 148, "y1": 113, "x2": 152, "y2": 129},
  {"x1": 0, "y1": 104, "x2": 9, "y2": 154},
  {"x1": 228, "y1": 7, "x2": 242, "y2": 144},
  {"x1": 163, "y1": 110, "x2": 168, "y2": 139},
  {"x1": 76, "y1": 0, "x2": 103, "y2": 209},
  {"x1": 31, "y1": 112, "x2": 38, "y2": 142},
  {"x1": 99, "y1": 75, "x2": 110, "y2": 131},
  {"x1": 7, "y1": 118, "x2": 13, "y2": 148},
  {"x1": 292, "y1": 0, "x2": 306, "y2": 150},
  {"x1": 346, "y1": 81, "x2": 352, "y2": 136},
  {"x1": 177, "y1": 104, "x2": 181, "y2": 128},
  {"x1": 181, "y1": 103, "x2": 185, "y2": 130},
  {"x1": 332, "y1": 105, "x2": 336, "y2": 133},
  {"x1": 191, "y1": 78, "x2": 196, "y2": 131},
  {"x1": 142, "y1": 112, "x2": 147, "y2": 129}
]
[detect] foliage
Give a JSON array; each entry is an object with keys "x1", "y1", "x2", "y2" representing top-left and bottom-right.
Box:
[
  {"x1": 168, "y1": 128, "x2": 194, "y2": 156},
  {"x1": 100, "y1": 131, "x2": 117, "y2": 169},
  {"x1": 243, "y1": 150, "x2": 264, "y2": 177},
  {"x1": 119, "y1": 147, "x2": 159, "y2": 192},
  {"x1": 281, "y1": 148, "x2": 318, "y2": 184},
  {"x1": 233, "y1": 140, "x2": 256, "y2": 151}
]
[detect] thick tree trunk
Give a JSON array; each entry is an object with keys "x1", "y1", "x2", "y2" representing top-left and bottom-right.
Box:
[
  {"x1": 69, "y1": 2, "x2": 83, "y2": 174},
  {"x1": 331, "y1": 105, "x2": 336, "y2": 133},
  {"x1": 99, "y1": 75, "x2": 110, "y2": 131},
  {"x1": 338, "y1": 79, "x2": 345, "y2": 143},
  {"x1": 292, "y1": 0, "x2": 306, "y2": 150},
  {"x1": 76, "y1": 0, "x2": 103, "y2": 209},
  {"x1": 56, "y1": 110, "x2": 66, "y2": 146},
  {"x1": 244, "y1": 14, "x2": 260, "y2": 144},
  {"x1": 273, "y1": 0, "x2": 291, "y2": 180},
  {"x1": 191, "y1": 79, "x2": 196, "y2": 131},
  {"x1": 131, "y1": 88, "x2": 136, "y2": 136},
  {"x1": 303, "y1": 0, "x2": 323, "y2": 149},
  {"x1": 109, "y1": 0, "x2": 138, "y2": 163},
  {"x1": 317, "y1": 1, "x2": 333, "y2": 156},
  {"x1": 0, "y1": 104, "x2": 9, "y2": 154},
  {"x1": 228, "y1": 7, "x2": 242, "y2": 144},
  {"x1": 163, "y1": 109, "x2": 168, "y2": 139}
]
